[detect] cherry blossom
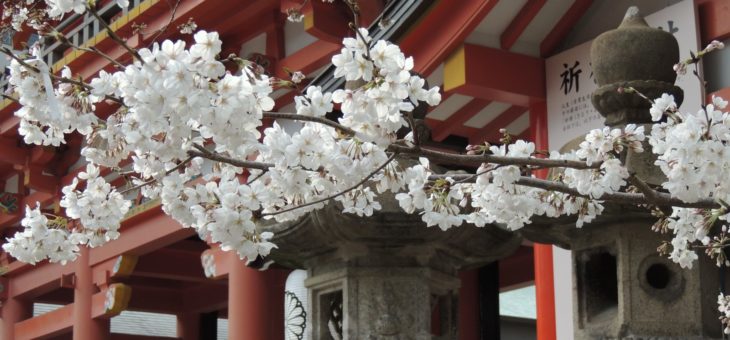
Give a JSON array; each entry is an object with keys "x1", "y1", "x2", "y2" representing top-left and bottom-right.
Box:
[{"x1": 3, "y1": 3, "x2": 730, "y2": 316}]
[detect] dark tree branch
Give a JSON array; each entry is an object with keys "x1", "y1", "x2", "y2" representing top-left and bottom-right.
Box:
[
  {"x1": 87, "y1": 5, "x2": 144, "y2": 63},
  {"x1": 188, "y1": 146, "x2": 273, "y2": 171},
  {"x1": 436, "y1": 174, "x2": 719, "y2": 209},
  {"x1": 262, "y1": 112, "x2": 357, "y2": 136},
  {"x1": 262, "y1": 152, "x2": 398, "y2": 216},
  {"x1": 388, "y1": 144, "x2": 600, "y2": 170}
]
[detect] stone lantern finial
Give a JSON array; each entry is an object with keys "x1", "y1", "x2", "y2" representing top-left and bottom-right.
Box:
[
  {"x1": 590, "y1": 6, "x2": 683, "y2": 126},
  {"x1": 622, "y1": 6, "x2": 644, "y2": 26}
]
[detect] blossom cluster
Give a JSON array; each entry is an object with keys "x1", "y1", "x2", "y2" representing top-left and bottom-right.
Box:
[
  {"x1": 719, "y1": 293, "x2": 730, "y2": 334},
  {"x1": 3, "y1": 10, "x2": 445, "y2": 263},
  {"x1": 6, "y1": 1, "x2": 730, "y2": 334},
  {"x1": 2, "y1": 164, "x2": 131, "y2": 264},
  {"x1": 2, "y1": 2, "x2": 729, "y2": 290},
  {"x1": 647, "y1": 94, "x2": 730, "y2": 268},
  {"x1": 2, "y1": 0, "x2": 129, "y2": 34},
  {"x1": 392, "y1": 125, "x2": 642, "y2": 232},
  {"x1": 2, "y1": 206, "x2": 78, "y2": 264}
]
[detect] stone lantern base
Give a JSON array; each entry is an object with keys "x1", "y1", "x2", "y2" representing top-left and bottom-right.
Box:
[
  {"x1": 570, "y1": 220, "x2": 723, "y2": 340},
  {"x1": 263, "y1": 191, "x2": 521, "y2": 339},
  {"x1": 306, "y1": 264, "x2": 459, "y2": 339}
]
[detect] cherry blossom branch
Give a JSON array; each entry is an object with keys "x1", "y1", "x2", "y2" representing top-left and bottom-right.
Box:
[
  {"x1": 86, "y1": 5, "x2": 144, "y2": 64},
  {"x1": 52, "y1": 32, "x2": 126, "y2": 69},
  {"x1": 262, "y1": 112, "x2": 357, "y2": 136},
  {"x1": 223, "y1": 110, "x2": 600, "y2": 171},
  {"x1": 1, "y1": 94, "x2": 19, "y2": 104},
  {"x1": 187, "y1": 144, "x2": 273, "y2": 170},
  {"x1": 406, "y1": 111, "x2": 421, "y2": 147},
  {"x1": 118, "y1": 156, "x2": 194, "y2": 194},
  {"x1": 627, "y1": 173, "x2": 659, "y2": 202},
  {"x1": 387, "y1": 144, "x2": 600, "y2": 170},
  {"x1": 0, "y1": 47, "x2": 125, "y2": 105},
  {"x1": 261, "y1": 152, "x2": 399, "y2": 216},
  {"x1": 145, "y1": 0, "x2": 182, "y2": 44},
  {"x1": 436, "y1": 173, "x2": 719, "y2": 209}
]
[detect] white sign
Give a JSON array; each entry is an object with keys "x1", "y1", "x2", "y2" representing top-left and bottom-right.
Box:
[{"x1": 546, "y1": 0, "x2": 702, "y2": 150}]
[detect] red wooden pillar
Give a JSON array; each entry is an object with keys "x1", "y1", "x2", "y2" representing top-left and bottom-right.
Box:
[
  {"x1": 228, "y1": 254, "x2": 269, "y2": 340},
  {"x1": 529, "y1": 100, "x2": 557, "y2": 340},
  {"x1": 458, "y1": 270, "x2": 479, "y2": 340},
  {"x1": 73, "y1": 246, "x2": 110, "y2": 340},
  {"x1": 1, "y1": 294, "x2": 32, "y2": 340},
  {"x1": 177, "y1": 313, "x2": 201, "y2": 340}
]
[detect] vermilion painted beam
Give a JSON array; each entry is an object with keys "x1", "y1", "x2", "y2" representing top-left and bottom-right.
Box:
[
  {"x1": 183, "y1": 282, "x2": 229, "y2": 313},
  {"x1": 124, "y1": 285, "x2": 185, "y2": 313},
  {"x1": 697, "y1": 0, "x2": 730, "y2": 44},
  {"x1": 0, "y1": 190, "x2": 54, "y2": 226},
  {"x1": 211, "y1": 1, "x2": 277, "y2": 39},
  {"x1": 0, "y1": 116, "x2": 19, "y2": 136},
  {"x1": 112, "y1": 281, "x2": 226, "y2": 314},
  {"x1": 275, "y1": 40, "x2": 341, "y2": 79},
  {"x1": 15, "y1": 302, "x2": 73, "y2": 339},
  {"x1": 501, "y1": 0, "x2": 547, "y2": 50},
  {"x1": 200, "y1": 246, "x2": 232, "y2": 280},
  {"x1": 399, "y1": 0, "x2": 500, "y2": 75},
  {"x1": 304, "y1": 0, "x2": 350, "y2": 43},
  {"x1": 134, "y1": 247, "x2": 208, "y2": 282},
  {"x1": 470, "y1": 105, "x2": 528, "y2": 144},
  {"x1": 0, "y1": 137, "x2": 27, "y2": 165},
  {"x1": 24, "y1": 166, "x2": 59, "y2": 194},
  {"x1": 540, "y1": 0, "x2": 594, "y2": 57},
  {"x1": 444, "y1": 44, "x2": 545, "y2": 107},
  {"x1": 431, "y1": 98, "x2": 490, "y2": 142},
  {"x1": 88, "y1": 205, "x2": 195, "y2": 266},
  {"x1": 219, "y1": 7, "x2": 279, "y2": 57},
  {"x1": 5, "y1": 207, "x2": 191, "y2": 299},
  {"x1": 280, "y1": 0, "x2": 312, "y2": 15},
  {"x1": 14, "y1": 284, "x2": 129, "y2": 340},
  {"x1": 6, "y1": 254, "x2": 132, "y2": 300},
  {"x1": 267, "y1": 13, "x2": 287, "y2": 60}
]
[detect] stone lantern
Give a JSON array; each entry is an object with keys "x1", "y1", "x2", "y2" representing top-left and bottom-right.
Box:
[
  {"x1": 263, "y1": 175, "x2": 520, "y2": 338},
  {"x1": 524, "y1": 7, "x2": 724, "y2": 340}
]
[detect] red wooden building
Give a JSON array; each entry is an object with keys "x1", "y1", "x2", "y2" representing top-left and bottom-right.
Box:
[{"x1": 1, "y1": 0, "x2": 729, "y2": 339}]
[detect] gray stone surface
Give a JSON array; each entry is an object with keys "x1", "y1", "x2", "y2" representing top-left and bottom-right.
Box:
[
  {"x1": 569, "y1": 221, "x2": 721, "y2": 340},
  {"x1": 262, "y1": 187, "x2": 521, "y2": 339},
  {"x1": 590, "y1": 7, "x2": 683, "y2": 127}
]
